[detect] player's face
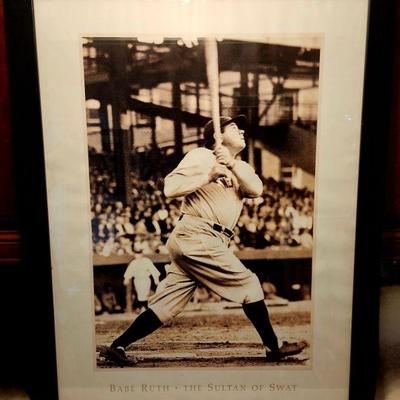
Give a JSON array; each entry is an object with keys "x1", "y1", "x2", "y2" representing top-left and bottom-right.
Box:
[{"x1": 222, "y1": 123, "x2": 246, "y2": 153}]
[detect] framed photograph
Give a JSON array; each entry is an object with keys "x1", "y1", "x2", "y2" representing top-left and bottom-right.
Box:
[{"x1": 5, "y1": 0, "x2": 390, "y2": 399}]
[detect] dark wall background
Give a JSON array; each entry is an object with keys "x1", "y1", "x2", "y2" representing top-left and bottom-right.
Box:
[{"x1": 1, "y1": 0, "x2": 58, "y2": 398}]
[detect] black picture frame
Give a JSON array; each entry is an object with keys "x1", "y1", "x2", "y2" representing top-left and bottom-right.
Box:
[
  {"x1": 3, "y1": 0, "x2": 395, "y2": 399},
  {"x1": 4, "y1": 1, "x2": 58, "y2": 399},
  {"x1": 349, "y1": 0, "x2": 396, "y2": 398}
]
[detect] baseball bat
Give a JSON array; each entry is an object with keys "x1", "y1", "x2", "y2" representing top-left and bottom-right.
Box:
[{"x1": 204, "y1": 38, "x2": 222, "y2": 148}]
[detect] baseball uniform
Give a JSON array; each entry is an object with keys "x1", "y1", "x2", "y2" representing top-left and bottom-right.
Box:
[
  {"x1": 148, "y1": 147, "x2": 264, "y2": 323},
  {"x1": 124, "y1": 256, "x2": 160, "y2": 302}
]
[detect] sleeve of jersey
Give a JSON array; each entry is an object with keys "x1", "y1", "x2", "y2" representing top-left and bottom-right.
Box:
[
  {"x1": 147, "y1": 261, "x2": 161, "y2": 280},
  {"x1": 123, "y1": 261, "x2": 136, "y2": 280},
  {"x1": 234, "y1": 160, "x2": 264, "y2": 198},
  {"x1": 163, "y1": 148, "x2": 214, "y2": 198}
]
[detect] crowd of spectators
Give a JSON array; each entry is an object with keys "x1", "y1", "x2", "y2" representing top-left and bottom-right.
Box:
[{"x1": 90, "y1": 158, "x2": 314, "y2": 257}]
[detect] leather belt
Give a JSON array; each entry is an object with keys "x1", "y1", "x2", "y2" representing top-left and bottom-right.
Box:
[
  {"x1": 178, "y1": 214, "x2": 234, "y2": 238},
  {"x1": 212, "y1": 223, "x2": 234, "y2": 238}
]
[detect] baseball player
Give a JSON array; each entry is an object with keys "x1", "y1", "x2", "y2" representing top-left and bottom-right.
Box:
[
  {"x1": 103, "y1": 115, "x2": 306, "y2": 366},
  {"x1": 124, "y1": 250, "x2": 161, "y2": 311}
]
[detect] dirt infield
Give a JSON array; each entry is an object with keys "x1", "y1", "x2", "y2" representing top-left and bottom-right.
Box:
[{"x1": 96, "y1": 301, "x2": 311, "y2": 368}]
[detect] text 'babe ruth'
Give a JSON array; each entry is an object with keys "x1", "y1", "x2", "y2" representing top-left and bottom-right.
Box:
[{"x1": 102, "y1": 115, "x2": 306, "y2": 366}]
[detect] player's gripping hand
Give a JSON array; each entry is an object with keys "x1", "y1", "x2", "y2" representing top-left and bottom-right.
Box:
[
  {"x1": 214, "y1": 146, "x2": 235, "y2": 169},
  {"x1": 208, "y1": 164, "x2": 229, "y2": 182}
]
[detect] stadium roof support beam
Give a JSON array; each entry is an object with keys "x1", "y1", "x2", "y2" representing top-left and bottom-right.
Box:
[
  {"x1": 108, "y1": 44, "x2": 133, "y2": 205},
  {"x1": 172, "y1": 74, "x2": 183, "y2": 158},
  {"x1": 99, "y1": 101, "x2": 111, "y2": 153},
  {"x1": 127, "y1": 97, "x2": 210, "y2": 127},
  {"x1": 195, "y1": 81, "x2": 202, "y2": 140}
]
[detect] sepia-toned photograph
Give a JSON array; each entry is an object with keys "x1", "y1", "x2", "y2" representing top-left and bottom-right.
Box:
[{"x1": 83, "y1": 36, "x2": 320, "y2": 369}]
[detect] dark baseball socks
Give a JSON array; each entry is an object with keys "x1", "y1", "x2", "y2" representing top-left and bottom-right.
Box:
[
  {"x1": 242, "y1": 300, "x2": 279, "y2": 352},
  {"x1": 111, "y1": 300, "x2": 278, "y2": 352},
  {"x1": 111, "y1": 308, "x2": 163, "y2": 349}
]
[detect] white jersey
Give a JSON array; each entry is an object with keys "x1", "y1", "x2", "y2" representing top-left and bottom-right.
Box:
[
  {"x1": 124, "y1": 257, "x2": 160, "y2": 281},
  {"x1": 164, "y1": 148, "x2": 246, "y2": 230}
]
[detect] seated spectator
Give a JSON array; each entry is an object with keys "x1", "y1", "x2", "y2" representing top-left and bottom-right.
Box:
[
  {"x1": 118, "y1": 237, "x2": 134, "y2": 255},
  {"x1": 132, "y1": 236, "x2": 151, "y2": 254},
  {"x1": 287, "y1": 229, "x2": 301, "y2": 247},
  {"x1": 152, "y1": 234, "x2": 169, "y2": 254},
  {"x1": 156, "y1": 205, "x2": 169, "y2": 221},
  {"x1": 115, "y1": 201, "x2": 124, "y2": 216},
  {"x1": 134, "y1": 218, "x2": 148, "y2": 237},
  {"x1": 299, "y1": 228, "x2": 313, "y2": 249},
  {"x1": 150, "y1": 212, "x2": 162, "y2": 235},
  {"x1": 265, "y1": 217, "x2": 277, "y2": 233},
  {"x1": 262, "y1": 232, "x2": 279, "y2": 247},
  {"x1": 123, "y1": 215, "x2": 135, "y2": 240},
  {"x1": 275, "y1": 228, "x2": 289, "y2": 246},
  {"x1": 101, "y1": 236, "x2": 117, "y2": 257},
  {"x1": 115, "y1": 216, "x2": 126, "y2": 238},
  {"x1": 97, "y1": 214, "x2": 111, "y2": 242},
  {"x1": 101, "y1": 283, "x2": 122, "y2": 314}
]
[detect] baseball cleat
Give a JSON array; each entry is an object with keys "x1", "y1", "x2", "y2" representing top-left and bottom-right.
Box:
[
  {"x1": 265, "y1": 341, "x2": 307, "y2": 362},
  {"x1": 101, "y1": 346, "x2": 138, "y2": 367}
]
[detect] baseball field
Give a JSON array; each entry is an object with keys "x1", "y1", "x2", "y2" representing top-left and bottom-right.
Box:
[{"x1": 96, "y1": 300, "x2": 311, "y2": 368}]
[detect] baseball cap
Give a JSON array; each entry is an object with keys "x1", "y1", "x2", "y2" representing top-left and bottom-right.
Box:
[{"x1": 203, "y1": 114, "x2": 247, "y2": 149}]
